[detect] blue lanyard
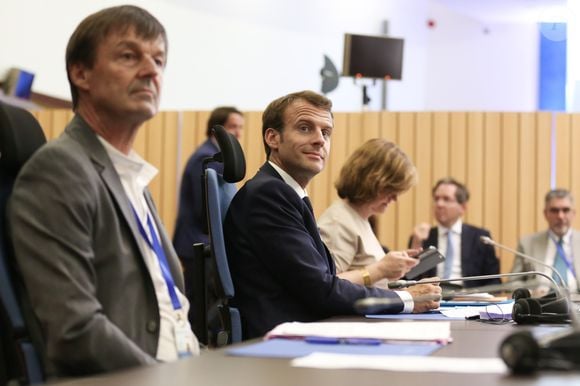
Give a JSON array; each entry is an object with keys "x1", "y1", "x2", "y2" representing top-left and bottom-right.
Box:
[
  {"x1": 551, "y1": 235, "x2": 577, "y2": 278},
  {"x1": 131, "y1": 205, "x2": 182, "y2": 311}
]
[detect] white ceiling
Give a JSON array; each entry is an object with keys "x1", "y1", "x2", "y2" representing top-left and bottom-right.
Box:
[{"x1": 433, "y1": 0, "x2": 571, "y2": 23}]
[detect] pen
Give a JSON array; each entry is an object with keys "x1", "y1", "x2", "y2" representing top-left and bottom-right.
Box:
[{"x1": 304, "y1": 336, "x2": 382, "y2": 345}]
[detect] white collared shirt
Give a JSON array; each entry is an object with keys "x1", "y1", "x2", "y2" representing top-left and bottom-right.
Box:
[
  {"x1": 437, "y1": 219, "x2": 463, "y2": 280},
  {"x1": 98, "y1": 136, "x2": 199, "y2": 361},
  {"x1": 268, "y1": 161, "x2": 307, "y2": 199},
  {"x1": 268, "y1": 161, "x2": 413, "y2": 312}
]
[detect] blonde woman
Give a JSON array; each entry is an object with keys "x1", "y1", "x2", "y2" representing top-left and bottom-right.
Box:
[{"x1": 319, "y1": 139, "x2": 419, "y2": 288}]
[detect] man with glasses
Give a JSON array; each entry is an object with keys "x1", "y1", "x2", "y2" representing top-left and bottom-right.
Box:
[
  {"x1": 409, "y1": 177, "x2": 500, "y2": 287},
  {"x1": 511, "y1": 189, "x2": 580, "y2": 293}
]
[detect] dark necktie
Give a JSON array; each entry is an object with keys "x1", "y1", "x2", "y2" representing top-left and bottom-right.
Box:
[{"x1": 553, "y1": 238, "x2": 568, "y2": 286}]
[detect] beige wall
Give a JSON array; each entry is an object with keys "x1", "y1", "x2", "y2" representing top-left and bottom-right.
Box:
[{"x1": 35, "y1": 110, "x2": 580, "y2": 274}]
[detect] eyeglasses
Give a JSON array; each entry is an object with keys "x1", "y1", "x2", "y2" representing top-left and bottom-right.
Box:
[{"x1": 547, "y1": 207, "x2": 572, "y2": 214}]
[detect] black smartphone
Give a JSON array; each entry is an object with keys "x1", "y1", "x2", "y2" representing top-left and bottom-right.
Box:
[{"x1": 405, "y1": 246, "x2": 445, "y2": 279}]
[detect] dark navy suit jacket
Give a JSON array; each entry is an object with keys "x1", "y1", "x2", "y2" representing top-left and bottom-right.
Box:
[
  {"x1": 414, "y1": 224, "x2": 500, "y2": 287},
  {"x1": 173, "y1": 139, "x2": 222, "y2": 260},
  {"x1": 224, "y1": 163, "x2": 403, "y2": 339}
]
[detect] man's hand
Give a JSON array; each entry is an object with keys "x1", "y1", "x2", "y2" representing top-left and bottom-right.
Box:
[
  {"x1": 410, "y1": 222, "x2": 430, "y2": 249},
  {"x1": 406, "y1": 277, "x2": 442, "y2": 313}
]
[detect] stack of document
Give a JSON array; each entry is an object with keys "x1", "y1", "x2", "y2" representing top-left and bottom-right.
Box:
[
  {"x1": 438, "y1": 301, "x2": 514, "y2": 320},
  {"x1": 266, "y1": 321, "x2": 451, "y2": 344}
]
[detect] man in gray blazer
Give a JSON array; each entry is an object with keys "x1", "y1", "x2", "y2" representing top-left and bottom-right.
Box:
[
  {"x1": 512, "y1": 189, "x2": 580, "y2": 293},
  {"x1": 8, "y1": 5, "x2": 198, "y2": 378}
]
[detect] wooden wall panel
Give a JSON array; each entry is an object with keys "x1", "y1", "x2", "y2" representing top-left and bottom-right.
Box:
[
  {"x1": 241, "y1": 111, "x2": 266, "y2": 184},
  {"x1": 500, "y1": 113, "x2": 519, "y2": 273},
  {"x1": 361, "y1": 111, "x2": 381, "y2": 140},
  {"x1": 160, "y1": 112, "x2": 179, "y2": 236},
  {"x1": 536, "y1": 113, "x2": 552, "y2": 230},
  {"x1": 555, "y1": 114, "x2": 571, "y2": 189},
  {"x1": 466, "y1": 112, "x2": 484, "y2": 226},
  {"x1": 395, "y1": 113, "x2": 415, "y2": 250},
  {"x1": 414, "y1": 112, "x2": 433, "y2": 229},
  {"x1": 518, "y1": 113, "x2": 537, "y2": 243},
  {"x1": 178, "y1": 111, "x2": 200, "y2": 179},
  {"x1": 33, "y1": 110, "x2": 56, "y2": 140},
  {"x1": 432, "y1": 112, "x2": 450, "y2": 182},
  {"x1": 449, "y1": 112, "x2": 467, "y2": 183},
  {"x1": 346, "y1": 113, "x2": 363, "y2": 155},
  {"x1": 30, "y1": 109, "x2": 562, "y2": 274},
  {"x1": 482, "y1": 113, "x2": 501, "y2": 243},
  {"x1": 571, "y1": 115, "x2": 580, "y2": 230},
  {"x1": 377, "y1": 112, "x2": 398, "y2": 249}
]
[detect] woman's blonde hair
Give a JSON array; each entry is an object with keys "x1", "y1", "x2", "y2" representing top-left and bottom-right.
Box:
[{"x1": 336, "y1": 138, "x2": 417, "y2": 204}]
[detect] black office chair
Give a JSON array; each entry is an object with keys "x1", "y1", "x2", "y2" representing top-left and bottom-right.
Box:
[
  {"x1": 191, "y1": 124, "x2": 245, "y2": 347},
  {"x1": 0, "y1": 102, "x2": 46, "y2": 384}
]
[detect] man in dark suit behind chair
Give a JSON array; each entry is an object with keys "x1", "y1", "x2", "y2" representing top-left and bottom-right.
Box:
[
  {"x1": 173, "y1": 106, "x2": 244, "y2": 330},
  {"x1": 223, "y1": 90, "x2": 442, "y2": 339},
  {"x1": 409, "y1": 177, "x2": 500, "y2": 287}
]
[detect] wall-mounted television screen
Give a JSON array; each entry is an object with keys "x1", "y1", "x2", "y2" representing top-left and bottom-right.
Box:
[{"x1": 342, "y1": 33, "x2": 404, "y2": 80}]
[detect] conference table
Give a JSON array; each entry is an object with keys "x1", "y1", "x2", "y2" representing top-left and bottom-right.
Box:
[{"x1": 46, "y1": 316, "x2": 580, "y2": 386}]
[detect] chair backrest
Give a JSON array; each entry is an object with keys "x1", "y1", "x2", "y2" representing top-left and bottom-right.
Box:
[
  {"x1": 203, "y1": 124, "x2": 245, "y2": 345},
  {"x1": 206, "y1": 169, "x2": 237, "y2": 298},
  {"x1": 0, "y1": 102, "x2": 46, "y2": 384},
  {"x1": 205, "y1": 169, "x2": 242, "y2": 344}
]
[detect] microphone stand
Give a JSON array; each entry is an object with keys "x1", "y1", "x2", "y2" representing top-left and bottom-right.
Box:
[
  {"x1": 478, "y1": 237, "x2": 580, "y2": 372},
  {"x1": 388, "y1": 271, "x2": 558, "y2": 291},
  {"x1": 480, "y1": 236, "x2": 578, "y2": 328},
  {"x1": 359, "y1": 271, "x2": 552, "y2": 315},
  {"x1": 441, "y1": 280, "x2": 537, "y2": 300},
  {"x1": 480, "y1": 236, "x2": 567, "y2": 291}
]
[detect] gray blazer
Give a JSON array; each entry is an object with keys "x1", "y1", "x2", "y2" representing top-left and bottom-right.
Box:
[
  {"x1": 8, "y1": 115, "x2": 184, "y2": 377},
  {"x1": 512, "y1": 229, "x2": 580, "y2": 292}
]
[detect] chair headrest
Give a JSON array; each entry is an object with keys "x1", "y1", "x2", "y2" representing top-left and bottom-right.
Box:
[
  {"x1": 0, "y1": 102, "x2": 46, "y2": 178},
  {"x1": 212, "y1": 124, "x2": 246, "y2": 183}
]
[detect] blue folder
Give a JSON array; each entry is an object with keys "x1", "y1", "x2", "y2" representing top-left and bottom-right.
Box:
[{"x1": 227, "y1": 338, "x2": 443, "y2": 359}]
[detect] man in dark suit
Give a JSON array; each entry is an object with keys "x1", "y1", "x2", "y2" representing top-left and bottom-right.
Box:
[
  {"x1": 409, "y1": 178, "x2": 500, "y2": 287},
  {"x1": 8, "y1": 6, "x2": 198, "y2": 378},
  {"x1": 223, "y1": 90, "x2": 441, "y2": 339}
]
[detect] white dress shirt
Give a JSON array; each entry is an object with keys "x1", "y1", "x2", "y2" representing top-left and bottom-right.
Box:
[
  {"x1": 437, "y1": 219, "x2": 463, "y2": 281},
  {"x1": 98, "y1": 136, "x2": 199, "y2": 361}
]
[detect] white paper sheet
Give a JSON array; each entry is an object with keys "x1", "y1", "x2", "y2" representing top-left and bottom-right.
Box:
[
  {"x1": 291, "y1": 352, "x2": 508, "y2": 374},
  {"x1": 266, "y1": 321, "x2": 451, "y2": 343},
  {"x1": 438, "y1": 306, "x2": 483, "y2": 318},
  {"x1": 479, "y1": 302, "x2": 514, "y2": 320}
]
